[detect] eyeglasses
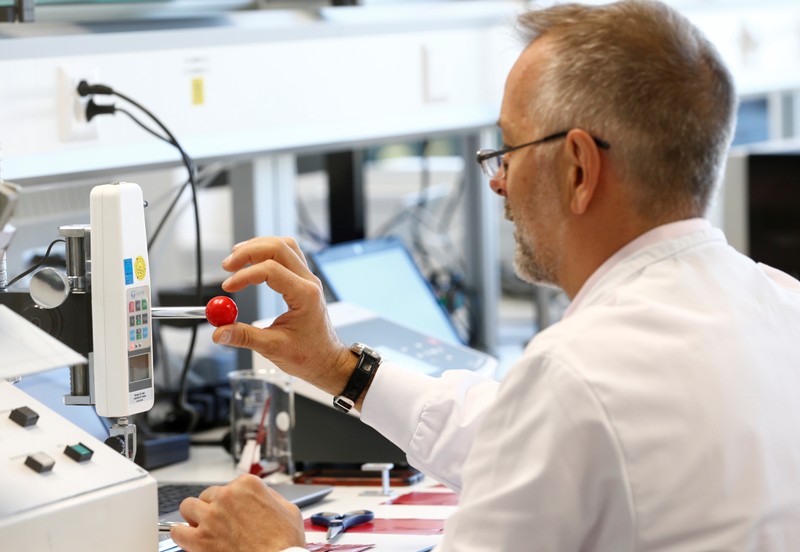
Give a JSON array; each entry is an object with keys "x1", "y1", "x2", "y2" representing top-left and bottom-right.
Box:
[{"x1": 475, "y1": 130, "x2": 611, "y2": 179}]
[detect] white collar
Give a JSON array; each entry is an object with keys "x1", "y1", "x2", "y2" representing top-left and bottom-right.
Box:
[{"x1": 563, "y1": 218, "x2": 715, "y2": 318}]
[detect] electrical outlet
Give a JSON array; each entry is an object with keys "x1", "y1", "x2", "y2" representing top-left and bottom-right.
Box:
[{"x1": 58, "y1": 65, "x2": 100, "y2": 142}]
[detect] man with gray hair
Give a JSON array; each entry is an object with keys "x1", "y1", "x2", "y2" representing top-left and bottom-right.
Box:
[{"x1": 171, "y1": 1, "x2": 800, "y2": 550}]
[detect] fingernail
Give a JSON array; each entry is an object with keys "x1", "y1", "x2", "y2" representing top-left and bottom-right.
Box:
[
  {"x1": 217, "y1": 330, "x2": 231, "y2": 345},
  {"x1": 222, "y1": 276, "x2": 231, "y2": 288},
  {"x1": 222, "y1": 255, "x2": 232, "y2": 265}
]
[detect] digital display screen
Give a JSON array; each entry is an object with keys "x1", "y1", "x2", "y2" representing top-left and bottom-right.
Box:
[{"x1": 128, "y1": 353, "x2": 150, "y2": 383}]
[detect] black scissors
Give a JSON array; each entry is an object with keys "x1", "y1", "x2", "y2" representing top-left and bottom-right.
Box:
[{"x1": 310, "y1": 509, "x2": 374, "y2": 540}]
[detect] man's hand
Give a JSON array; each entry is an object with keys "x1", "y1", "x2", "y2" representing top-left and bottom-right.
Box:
[
  {"x1": 170, "y1": 475, "x2": 305, "y2": 552},
  {"x1": 212, "y1": 236, "x2": 356, "y2": 396}
]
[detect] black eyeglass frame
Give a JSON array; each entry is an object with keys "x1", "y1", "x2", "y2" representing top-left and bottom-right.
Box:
[{"x1": 475, "y1": 130, "x2": 611, "y2": 178}]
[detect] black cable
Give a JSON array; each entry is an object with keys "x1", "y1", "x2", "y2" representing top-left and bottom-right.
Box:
[
  {"x1": 296, "y1": 192, "x2": 329, "y2": 247},
  {"x1": 147, "y1": 179, "x2": 190, "y2": 250},
  {"x1": 148, "y1": 163, "x2": 230, "y2": 250},
  {"x1": 438, "y1": 170, "x2": 466, "y2": 233},
  {"x1": 6, "y1": 239, "x2": 65, "y2": 288},
  {"x1": 80, "y1": 81, "x2": 203, "y2": 432},
  {"x1": 410, "y1": 139, "x2": 436, "y2": 275},
  {"x1": 115, "y1": 106, "x2": 172, "y2": 145},
  {"x1": 373, "y1": 143, "x2": 473, "y2": 338}
]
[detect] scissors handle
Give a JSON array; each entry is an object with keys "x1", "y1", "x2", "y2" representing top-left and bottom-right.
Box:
[
  {"x1": 310, "y1": 511, "x2": 340, "y2": 528},
  {"x1": 310, "y1": 509, "x2": 374, "y2": 539},
  {"x1": 340, "y1": 509, "x2": 374, "y2": 531}
]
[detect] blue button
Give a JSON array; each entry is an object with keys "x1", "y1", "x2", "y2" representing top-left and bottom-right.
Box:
[
  {"x1": 123, "y1": 259, "x2": 133, "y2": 285},
  {"x1": 130, "y1": 330, "x2": 136, "y2": 341},
  {"x1": 142, "y1": 327, "x2": 149, "y2": 339}
]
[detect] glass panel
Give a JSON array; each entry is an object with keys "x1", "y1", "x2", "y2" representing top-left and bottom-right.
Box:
[{"x1": 732, "y1": 98, "x2": 770, "y2": 146}]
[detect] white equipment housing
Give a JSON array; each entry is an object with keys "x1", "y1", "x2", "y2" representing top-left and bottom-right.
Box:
[
  {"x1": 0, "y1": 379, "x2": 158, "y2": 551},
  {"x1": 90, "y1": 182, "x2": 155, "y2": 417}
]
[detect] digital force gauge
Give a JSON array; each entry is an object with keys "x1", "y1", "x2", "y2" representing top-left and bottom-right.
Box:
[{"x1": 90, "y1": 182, "x2": 155, "y2": 419}]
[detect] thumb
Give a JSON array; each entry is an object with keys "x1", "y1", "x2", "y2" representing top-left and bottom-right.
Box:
[{"x1": 212, "y1": 322, "x2": 262, "y2": 350}]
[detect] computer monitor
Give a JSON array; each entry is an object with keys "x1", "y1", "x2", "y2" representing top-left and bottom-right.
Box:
[
  {"x1": 746, "y1": 153, "x2": 800, "y2": 279},
  {"x1": 309, "y1": 236, "x2": 463, "y2": 345}
]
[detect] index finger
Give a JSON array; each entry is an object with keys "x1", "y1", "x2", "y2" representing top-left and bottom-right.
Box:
[
  {"x1": 224, "y1": 237, "x2": 310, "y2": 276},
  {"x1": 178, "y1": 496, "x2": 208, "y2": 526}
]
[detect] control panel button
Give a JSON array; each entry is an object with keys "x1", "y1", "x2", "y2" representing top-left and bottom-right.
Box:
[
  {"x1": 64, "y1": 443, "x2": 94, "y2": 463},
  {"x1": 25, "y1": 452, "x2": 55, "y2": 473},
  {"x1": 10, "y1": 406, "x2": 39, "y2": 427}
]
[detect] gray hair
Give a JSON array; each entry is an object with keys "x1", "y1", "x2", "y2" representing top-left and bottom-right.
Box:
[{"x1": 518, "y1": 0, "x2": 737, "y2": 218}]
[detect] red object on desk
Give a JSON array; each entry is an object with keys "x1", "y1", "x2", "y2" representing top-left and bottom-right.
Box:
[
  {"x1": 304, "y1": 518, "x2": 445, "y2": 535},
  {"x1": 382, "y1": 492, "x2": 459, "y2": 506}
]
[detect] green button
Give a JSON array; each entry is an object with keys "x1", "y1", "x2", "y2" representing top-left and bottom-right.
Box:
[{"x1": 64, "y1": 442, "x2": 94, "y2": 463}]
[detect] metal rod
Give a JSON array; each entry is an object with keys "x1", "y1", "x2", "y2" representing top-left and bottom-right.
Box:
[
  {"x1": 0, "y1": 250, "x2": 7, "y2": 291},
  {"x1": 151, "y1": 306, "x2": 206, "y2": 320},
  {"x1": 60, "y1": 225, "x2": 90, "y2": 293},
  {"x1": 70, "y1": 364, "x2": 90, "y2": 397}
]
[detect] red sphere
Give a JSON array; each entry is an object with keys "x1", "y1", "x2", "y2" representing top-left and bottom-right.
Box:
[{"x1": 205, "y1": 296, "x2": 238, "y2": 327}]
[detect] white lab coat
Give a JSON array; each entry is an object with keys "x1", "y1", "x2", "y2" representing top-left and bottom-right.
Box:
[{"x1": 361, "y1": 223, "x2": 800, "y2": 551}]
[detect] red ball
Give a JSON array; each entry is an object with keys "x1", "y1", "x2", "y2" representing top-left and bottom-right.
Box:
[{"x1": 205, "y1": 296, "x2": 238, "y2": 327}]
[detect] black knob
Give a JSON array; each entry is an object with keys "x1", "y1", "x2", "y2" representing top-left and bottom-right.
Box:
[{"x1": 104, "y1": 435, "x2": 126, "y2": 454}]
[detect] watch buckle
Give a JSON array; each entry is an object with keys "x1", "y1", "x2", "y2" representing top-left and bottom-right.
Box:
[{"x1": 333, "y1": 395, "x2": 355, "y2": 413}]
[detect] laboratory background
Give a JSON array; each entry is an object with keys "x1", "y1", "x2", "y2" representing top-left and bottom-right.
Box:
[{"x1": 1, "y1": 0, "x2": 799, "y2": 550}]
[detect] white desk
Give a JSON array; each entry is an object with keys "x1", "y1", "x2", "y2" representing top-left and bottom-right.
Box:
[{"x1": 151, "y1": 446, "x2": 454, "y2": 551}]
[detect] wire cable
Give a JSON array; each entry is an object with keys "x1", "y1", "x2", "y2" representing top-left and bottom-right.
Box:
[
  {"x1": 6, "y1": 239, "x2": 65, "y2": 288},
  {"x1": 147, "y1": 162, "x2": 231, "y2": 250},
  {"x1": 147, "y1": 180, "x2": 190, "y2": 250},
  {"x1": 80, "y1": 81, "x2": 203, "y2": 432},
  {"x1": 115, "y1": 106, "x2": 172, "y2": 146}
]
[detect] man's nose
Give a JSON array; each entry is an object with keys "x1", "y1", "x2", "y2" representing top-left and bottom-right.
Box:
[{"x1": 490, "y1": 175, "x2": 507, "y2": 197}]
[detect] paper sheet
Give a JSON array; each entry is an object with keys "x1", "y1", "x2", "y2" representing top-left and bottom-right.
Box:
[{"x1": 0, "y1": 304, "x2": 87, "y2": 380}]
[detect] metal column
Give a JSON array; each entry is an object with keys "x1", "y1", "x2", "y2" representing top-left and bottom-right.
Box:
[
  {"x1": 461, "y1": 132, "x2": 500, "y2": 354},
  {"x1": 326, "y1": 150, "x2": 366, "y2": 244},
  {"x1": 230, "y1": 154, "x2": 298, "y2": 368}
]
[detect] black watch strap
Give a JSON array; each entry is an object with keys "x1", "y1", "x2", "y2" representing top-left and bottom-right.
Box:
[{"x1": 333, "y1": 343, "x2": 382, "y2": 413}]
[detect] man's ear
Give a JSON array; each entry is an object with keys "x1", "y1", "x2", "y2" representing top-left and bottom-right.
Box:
[{"x1": 564, "y1": 129, "x2": 602, "y2": 215}]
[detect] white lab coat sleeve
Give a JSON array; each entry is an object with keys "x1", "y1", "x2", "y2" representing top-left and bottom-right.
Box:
[
  {"x1": 439, "y1": 352, "x2": 634, "y2": 552},
  {"x1": 360, "y1": 362, "x2": 500, "y2": 493}
]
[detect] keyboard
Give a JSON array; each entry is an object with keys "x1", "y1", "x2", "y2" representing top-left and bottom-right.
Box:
[
  {"x1": 157, "y1": 481, "x2": 333, "y2": 518},
  {"x1": 158, "y1": 483, "x2": 208, "y2": 516}
]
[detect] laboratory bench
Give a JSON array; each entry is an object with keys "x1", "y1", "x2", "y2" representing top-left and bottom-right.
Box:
[{"x1": 151, "y1": 445, "x2": 454, "y2": 552}]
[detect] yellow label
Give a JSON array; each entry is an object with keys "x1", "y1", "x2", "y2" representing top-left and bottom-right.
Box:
[
  {"x1": 192, "y1": 77, "x2": 204, "y2": 106},
  {"x1": 134, "y1": 256, "x2": 147, "y2": 281}
]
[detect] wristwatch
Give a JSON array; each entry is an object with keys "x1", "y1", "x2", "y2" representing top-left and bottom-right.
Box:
[{"x1": 333, "y1": 343, "x2": 382, "y2": 413}]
